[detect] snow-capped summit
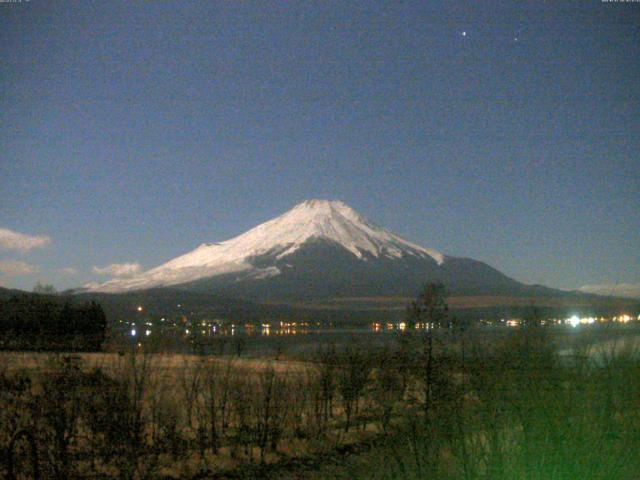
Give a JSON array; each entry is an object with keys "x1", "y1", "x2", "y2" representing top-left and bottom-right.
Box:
[
  {"x1": 226, "y1": 199, "x2": 444, "y2": 263},
  {"x1": 86, "y1": 200, "x2": 444, "y2": 293}
]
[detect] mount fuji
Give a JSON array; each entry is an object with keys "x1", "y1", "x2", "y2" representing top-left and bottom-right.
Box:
[{"x1": 85, "y1": 200, "x2": 549, "y2": 301}]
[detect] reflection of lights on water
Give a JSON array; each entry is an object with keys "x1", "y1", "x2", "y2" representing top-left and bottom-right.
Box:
[
  {"x1": 616, "y1": 314, "x2": 632, "y2": 323},
  {"x1": 137, "y1": 306, "x2": 143, "y2": 312},
  {"x1": 121, "y1": 310, "x2": 639, "y2": 341},
  {"x1": 567, "y1": 315, "x2": 598, "y2": 327}
]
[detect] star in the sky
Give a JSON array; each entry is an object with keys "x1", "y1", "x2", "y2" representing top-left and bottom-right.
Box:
[{"x1": 462, "y1": 31, "x2": 467, "y2": 37}]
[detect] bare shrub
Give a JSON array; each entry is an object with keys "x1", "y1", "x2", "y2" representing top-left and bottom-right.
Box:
[
  {"x1": 254, "y1": 364, "x2": 290, "y2": 463},
  {"x1": 197, "y1": 358, "x2": 235, "y2": 455},
  {"x1": 0, "y1": 367, "x2": 36, "y2": 479},
  {"x1": 336, "y1": 343, "x2": 372, "y2": 432},
  {"x1": 371, "y1": 346, "x2": 406, "y2": 433},
  {"x1": 315, "y1": 344, "x2": 337, "y2": 431},
  {"x1": 179, "y1": 356, "x2": 204, "y2": 431}
]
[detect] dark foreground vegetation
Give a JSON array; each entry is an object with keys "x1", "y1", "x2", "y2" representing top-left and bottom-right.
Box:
[
  {"x1": 0, "y1": 286, "x2": 639, "y2": 479},
  {"x1": 0, "y1": 294, "x2": 106, "y2": 351}
]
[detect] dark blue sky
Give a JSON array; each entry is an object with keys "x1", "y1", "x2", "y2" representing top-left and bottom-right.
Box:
[{"x1": 1, "y1": 0, "x2": 638, "y2": 292}]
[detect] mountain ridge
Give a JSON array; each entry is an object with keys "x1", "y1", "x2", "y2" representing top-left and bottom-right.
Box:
[
  {"x1": 86, "y1": 200, "x2": 446, "y2": 293},
  {"x1": 84, "y1": 199, "x2": 565, "y2": 302}
]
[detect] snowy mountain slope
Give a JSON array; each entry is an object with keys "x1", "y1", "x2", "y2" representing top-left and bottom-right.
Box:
[
  {"x1": 177, "y1": 239, "x2": 532, "y2": 301},
  {"x1": 86, "y1": 200, "x2": 445, "y2": 293}
]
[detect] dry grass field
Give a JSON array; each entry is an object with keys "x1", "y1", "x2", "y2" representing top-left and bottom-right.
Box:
[
  {"x1": 2, "y1": 324, "x2": 640, "y2": 479},
  {"x1": 0, "y1": 351, "x2": 311, "y2": 376},
  {"x1": 0, "y1": 345, "x2": 389, "y2": 479}
]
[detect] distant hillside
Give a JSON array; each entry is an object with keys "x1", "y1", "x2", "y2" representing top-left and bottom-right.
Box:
[
  {"x1": 77, "y1": 287, "x2": 639, "y2": 325},
  {"x1": 0, "y1": 286, "x2": 37, "y2": 300},
  {"x1": 3, "y1": 286, "x2": 636, "y2": 326}
]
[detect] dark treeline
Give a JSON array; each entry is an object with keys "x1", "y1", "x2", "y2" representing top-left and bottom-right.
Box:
[{"x1": 0, "y1": 294, "x2": 106, "y2": 351}]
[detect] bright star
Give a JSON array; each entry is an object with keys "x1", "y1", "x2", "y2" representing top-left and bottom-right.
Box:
[{"x1": 462, "y1": 31, "x2": 467, "y2": 37}]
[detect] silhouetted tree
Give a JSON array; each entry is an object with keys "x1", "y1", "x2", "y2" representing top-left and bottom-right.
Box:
[
  {"x1": 33, "y1": 282, "x2": 56, "y2": 294},
  {"x1": 407, "y1": 283, "x2": 448, "y2": 426}
]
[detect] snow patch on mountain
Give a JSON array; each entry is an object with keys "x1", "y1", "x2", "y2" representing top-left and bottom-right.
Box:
[{"x1": 86, "y1": 200, "x2": 444, "y2": 293}]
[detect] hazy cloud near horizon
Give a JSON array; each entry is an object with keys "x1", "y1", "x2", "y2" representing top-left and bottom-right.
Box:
[
  {"x1": 57, "y1": 267, "x2": 78, "y2": 275},
  {"x1": 0, "y1": 259, "x2": 37, "y2": 276},
  {"x1": 92, "y1": 263, "x2": 142, "y2": 277},
  {"x1": 579, "y1": 284, "x2": 640, "y2": 299},
  {"x1": 0, "y1": 228, "x2": 51, "y2": 251}
]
